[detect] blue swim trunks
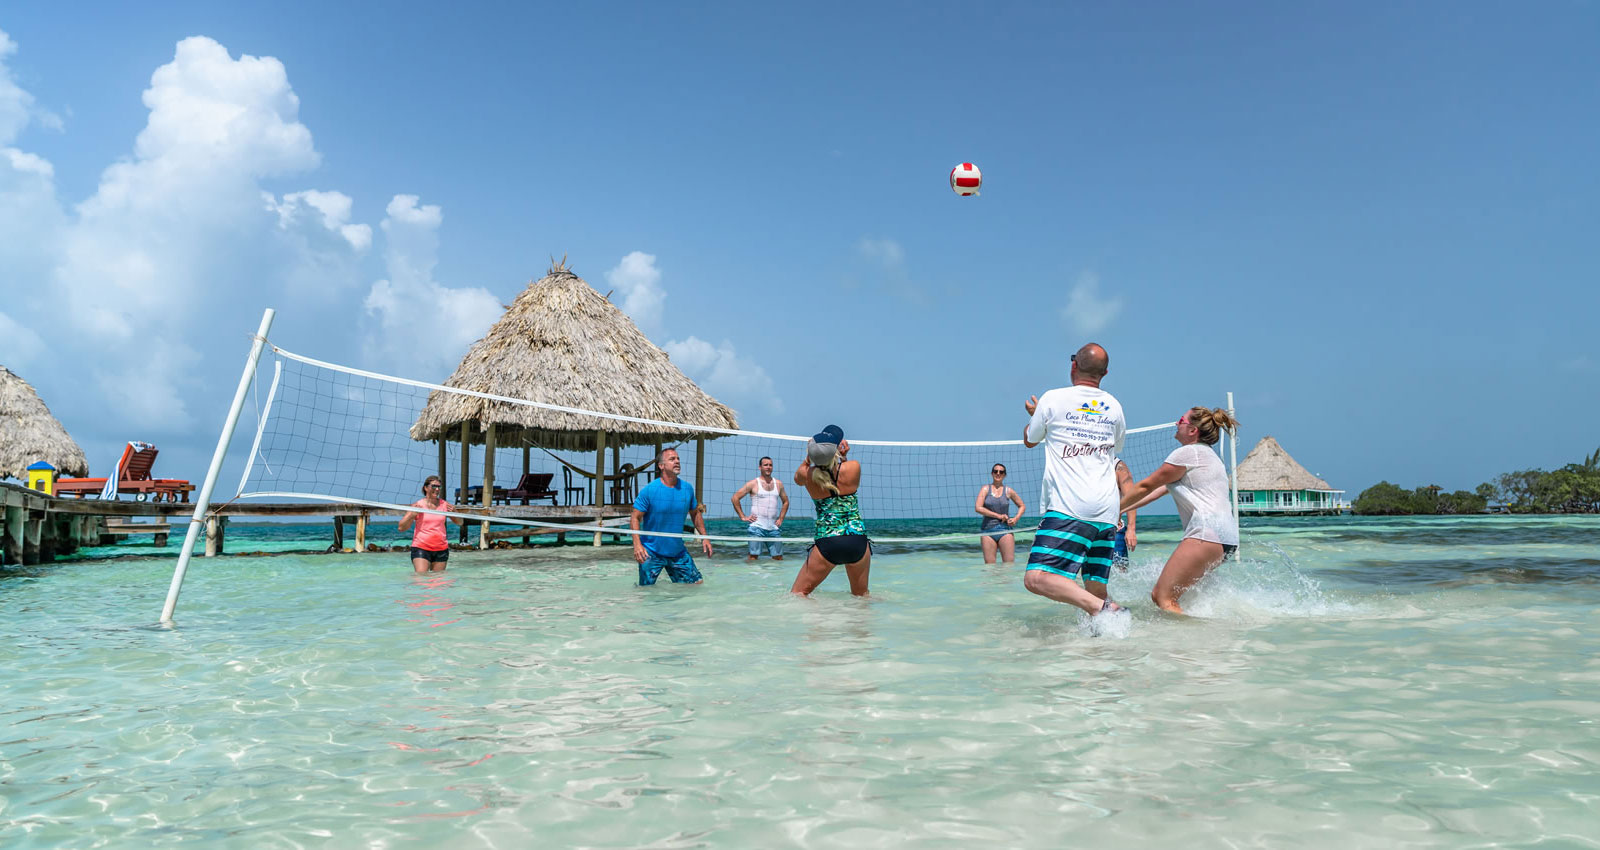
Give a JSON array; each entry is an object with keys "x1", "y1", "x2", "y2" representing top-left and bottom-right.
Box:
[
  {"x1": 639, "y1": 552, "x2": 704, "y2": 586},
  {"x1": 1113, "y1": 527, "x2": 1129, "y2": 566},
  {"x1": 1026, "y1": 512, "x2": 1117, "y2": 584},
  {"x1": 747, "y1": 525, "x2": 783, "y2": 557}
]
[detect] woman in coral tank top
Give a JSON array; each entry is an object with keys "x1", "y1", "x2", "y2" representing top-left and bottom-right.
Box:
[{"x1": 398, "y1": 475, "x2": 465, "y2": 573}]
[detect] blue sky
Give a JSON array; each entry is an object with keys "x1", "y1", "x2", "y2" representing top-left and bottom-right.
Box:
[{"x1": 1, "y1": 2, "x2": 1596, "y2": 500}]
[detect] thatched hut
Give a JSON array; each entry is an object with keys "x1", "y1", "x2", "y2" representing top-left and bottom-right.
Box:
[
  {"x1": 0, "y1": 365, "x2": 89, "y2": 480},
  {"x1": 1234, "y1": 436, "x2": 1343, "y2": 515},
  {"x1": 410, "y1": 260, "x2": 738, "y2": 513}
]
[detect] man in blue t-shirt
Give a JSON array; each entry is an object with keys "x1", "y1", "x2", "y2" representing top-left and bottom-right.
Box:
[{"x1": 629, "y1": 447, "x2": 714, "y2": 585}]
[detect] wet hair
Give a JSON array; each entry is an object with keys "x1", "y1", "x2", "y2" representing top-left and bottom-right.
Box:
[
  {"x1": 421, "y1": 475, "x2": 442, "y2": 495},
  {"x1": 1186, "y1": 407, "x2": 1240, "y2": 446},
  {"x1": 759, "y1": 456, "x2": 772, "y2": 465}
]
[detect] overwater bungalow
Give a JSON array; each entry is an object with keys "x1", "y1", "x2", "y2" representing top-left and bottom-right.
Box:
[
  {"x1": 1234, "y1": 436, "x2": 1345, "y2": 516},
  {"x1": 409, "y1": 258, "x2": 738, "y2": 544}
]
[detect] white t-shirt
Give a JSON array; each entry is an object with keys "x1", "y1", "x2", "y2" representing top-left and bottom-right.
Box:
[
  {"x1": 1025, "y1": 385, "x2": 1125, "y2": 525},
  {"x1": 1164, "y1": 443, "x2": 1239, "y2": 546}
]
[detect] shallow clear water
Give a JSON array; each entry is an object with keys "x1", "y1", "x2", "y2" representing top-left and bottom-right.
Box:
[{"x1": 4, "y1": 515, "x2": 1599, "y2": 848}]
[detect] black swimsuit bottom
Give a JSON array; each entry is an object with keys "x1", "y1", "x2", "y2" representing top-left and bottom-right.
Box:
[{"x1": 812, "y1": 534, "x2": 870, "y2": 566}]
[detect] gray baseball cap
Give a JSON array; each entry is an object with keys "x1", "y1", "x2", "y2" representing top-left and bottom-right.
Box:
[{"x1": 806, "y1": 438, "x2": 839, "y2": 468}]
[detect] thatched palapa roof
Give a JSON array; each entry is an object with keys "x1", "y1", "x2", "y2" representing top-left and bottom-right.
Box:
[
  {"x1": 0, "y1": 365, "x2": 89, "y2": 479},
  {"x1": 410, "y1": 260, "x2": 738, "y2": 452},
  {"x1": 1235, "y1": 436, "x2": 1337, "y2": 492}
]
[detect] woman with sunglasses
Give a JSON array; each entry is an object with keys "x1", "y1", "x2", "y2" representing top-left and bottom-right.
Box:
[
  {"x1": 1119, "y1": 407, "x2": 1241, "y2": 614},
  {"x1": 398, "y1": 475, "x2": 466, "y2": 574},
  {"x1": 975, "y1": 463, "x2": 1026, "y2": 563}
]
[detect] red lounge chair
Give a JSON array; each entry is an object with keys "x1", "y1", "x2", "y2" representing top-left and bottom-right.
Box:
[
  {"x1": 53, "y1": 443, "x2": 194, "y2": 502},
  {"x1": 506, "y1": 472, "x2": 558, "y2": 506}
]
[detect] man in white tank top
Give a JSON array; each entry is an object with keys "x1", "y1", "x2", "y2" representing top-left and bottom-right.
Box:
[{"x1": 732, "y1": 456, "x2": 790, "y2": 561}]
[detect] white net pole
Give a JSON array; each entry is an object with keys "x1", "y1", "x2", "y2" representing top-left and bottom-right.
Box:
[{"x1": 160, "y1": 308, "x2": 276, "y2": 624}]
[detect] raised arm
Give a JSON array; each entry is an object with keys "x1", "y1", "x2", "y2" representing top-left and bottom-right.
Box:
[
  {"x1": 1121, "y1": 463, "x2": 1186, "y2": 513},
  {"x1": 794, "y1": 459, "x2": 812, "y2": 489}
]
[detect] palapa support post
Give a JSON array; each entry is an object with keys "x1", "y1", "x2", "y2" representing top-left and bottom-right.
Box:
[
  {"x1": 437, "y1": 439, "x2": 447, "y2": 500},
  {"x1": 522, "y1": 442, "x2": 532, "y2": 546},
  {"x1": 161, "y1": 308, "x2": 274, "y2": 623},
  {"x1": 331, "y1": 516, "x2": 345, "y2": 551},
  {"x1": 695, "y1": 436, "x2": 705, "y2": 503},
  {"x1": 593, "y1": 428, "x2": 607, "y2": 547},
  {"x1": 459, "y1": 421, "x2": 471, "y2": 544},
  {"x1": 481, "y1": 423, "x2": 495, "y2": 550}
]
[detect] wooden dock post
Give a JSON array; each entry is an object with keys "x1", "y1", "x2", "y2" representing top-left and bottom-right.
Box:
[
  {"x1": 24, "y1": 513, "x2": 43, "y2": 565},
  {"x1": 331, "y1": 516, "x2": 345, "y2": 551},
  {"x1": 355, "y1": 512, "x2": 368, "y2": 553},
  {"x1": 522, "y1": 443, "x2": 532, "y2": 546},
  {"x1": 204, "y1": 515, "x2": 227, "y2": 557},
  {"x1": 593, "y1": 428, "x2": 607, "y2": 547},
  {"x1": 4, "y1": 506, "x2": 23, "y2": 566}
]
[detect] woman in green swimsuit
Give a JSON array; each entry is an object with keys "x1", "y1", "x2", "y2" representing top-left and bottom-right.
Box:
[{"x1": 791, "y1": 424, "x2": 870, "y2": 596}]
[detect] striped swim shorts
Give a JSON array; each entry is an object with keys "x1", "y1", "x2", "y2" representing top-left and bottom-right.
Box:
[{"x1": 1026, "y1": 512, "x2": 1118, "y2": 584}]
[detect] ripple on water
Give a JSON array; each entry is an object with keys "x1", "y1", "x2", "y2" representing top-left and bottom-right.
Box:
[{"x1": 3, "y1": 519, "x2": 1600, "y2": 847}]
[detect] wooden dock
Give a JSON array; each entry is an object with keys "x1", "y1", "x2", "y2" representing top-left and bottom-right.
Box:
[{"x1": 0, "y1": 480, "x2": 631, "y2": 566}]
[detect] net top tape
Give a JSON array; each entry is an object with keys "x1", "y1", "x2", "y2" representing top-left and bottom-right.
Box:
[{"x1": 269, "y1": 346, "x2": 1174, "y2": 444}]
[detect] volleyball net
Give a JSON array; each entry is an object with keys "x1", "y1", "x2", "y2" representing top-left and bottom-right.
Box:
[{"x1": 232, "y1": 346, "x2": 1237, "y2": 545}]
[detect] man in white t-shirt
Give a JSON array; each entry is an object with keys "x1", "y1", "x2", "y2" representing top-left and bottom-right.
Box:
[
  {"x1": 732, "y1": 456, "x2": 790, "y2": 562},
  {"x1": 1020, "y1": 343, "x2": 1128, "y2": 616}
]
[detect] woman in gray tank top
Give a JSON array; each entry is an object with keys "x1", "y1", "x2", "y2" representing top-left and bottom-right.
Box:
[{"x1": 975, "y1": 463, "x2": 1026, "y2": 564}]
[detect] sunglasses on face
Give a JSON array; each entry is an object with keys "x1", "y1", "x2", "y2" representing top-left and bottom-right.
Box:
[
  {"x1": 426, "y1": 484, "x2": 441, "y2": 490},
  {"x1": 992, "y1": 469, "x2": 1006, "y2": 475}
]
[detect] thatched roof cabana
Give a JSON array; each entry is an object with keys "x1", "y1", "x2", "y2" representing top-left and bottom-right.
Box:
[
  {"x1": 0, "y1": 365, "x2": 89, "y2": 479},
  {"x1": 1235, "y1": 436, "x2": 1336, "y2": 492},
  {"x1": 410, "y1": 260, "x2": 738, "y2": 451}
]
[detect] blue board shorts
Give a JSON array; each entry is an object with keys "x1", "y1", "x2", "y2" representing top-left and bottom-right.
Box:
[
  {"x1": 747, "y1": 524, "x2": 783, "y2": 557},
  {"x1": 639, "y1": 552, "x2": 704, "y2": 585},
  {"x1": 1113, "y1": 528, "x2": 1129, "y2": 566},
  {"x1": 1026, "y1": 512, "x2": 1117, "y2": 585}
]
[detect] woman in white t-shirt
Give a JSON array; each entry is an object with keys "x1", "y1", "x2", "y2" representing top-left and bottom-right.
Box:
[{"x1": 1119, "y1": 407, "x2": 1240, "y2": 614}]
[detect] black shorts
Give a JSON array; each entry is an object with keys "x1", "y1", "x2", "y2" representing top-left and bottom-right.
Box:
[
  {"x1": 409, "y1": 547, "x2": 449, "y2": 564},
  {"x1": 811, "y1": 534, "x2": 871, "y2": 566},
  {"x1": 1222, "y1": 544, "x2": 1238, "y2": 560}
]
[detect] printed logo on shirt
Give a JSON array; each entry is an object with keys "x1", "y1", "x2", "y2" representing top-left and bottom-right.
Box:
[{"x1": 1074, "y1": 399, "x2": 1111, "y2": 416}]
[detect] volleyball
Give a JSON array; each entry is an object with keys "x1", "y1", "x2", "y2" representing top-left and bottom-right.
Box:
[{"x1": 950, "y1": 162, "x2": 982, "y2": 196}]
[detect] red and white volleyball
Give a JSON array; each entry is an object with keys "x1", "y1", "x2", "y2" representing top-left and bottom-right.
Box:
[{"x1": 950, "y1": 162, "x2": 982, "y2": 196}]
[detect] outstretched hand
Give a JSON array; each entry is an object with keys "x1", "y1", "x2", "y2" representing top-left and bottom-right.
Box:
[{"x1": 1025, "y1": 395, "x2": 1039, "y2": 416}]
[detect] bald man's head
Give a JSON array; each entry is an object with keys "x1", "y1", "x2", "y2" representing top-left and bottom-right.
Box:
[{"x1": 1073, "y1": 343, "x2": 1109, "y2": 380}]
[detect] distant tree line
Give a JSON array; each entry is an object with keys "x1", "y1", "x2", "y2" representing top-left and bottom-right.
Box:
[{"x1": 1353, "y1": 448, "x2": 1600, "y2": 515}]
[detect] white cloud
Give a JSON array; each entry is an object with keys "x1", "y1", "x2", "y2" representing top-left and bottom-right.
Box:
[
  {"x1": 361, "y1": 195, "x2": 503, "y2": 379},
  {"x1": 664, "y1": 336, "x2": 784, "y2": 415},
  {"x1": 0, "y1": 28, "x2": 36, "y2": 144},
  {"x1": 606, "y1": 250, "x2": 666, "y2": 330},
  {"x1": 0, "y1": 35, "x2": 376, "y2": 432},
  {"x1": 854, "y1": 236, "x2": 924, "y2": 304},
  {"x1": 1062, "y1": 271, "x2": 1122, "y2": 335},
  {"x1": 0, "y1": 311, "x2": 45, "y2": 367}
]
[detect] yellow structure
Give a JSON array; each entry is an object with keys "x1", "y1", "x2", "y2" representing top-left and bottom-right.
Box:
[{"x1": 26, "y1": 461, "x2": 56, "y2": 495}]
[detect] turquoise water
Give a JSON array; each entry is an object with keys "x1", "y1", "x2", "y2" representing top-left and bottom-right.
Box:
[{"x1": 4, "y1": 515, "x2": 1599, "y2": 848}]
